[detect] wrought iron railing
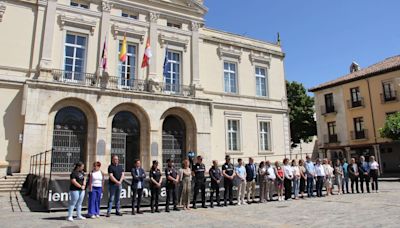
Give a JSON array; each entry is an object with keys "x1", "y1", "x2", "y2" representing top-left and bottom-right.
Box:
[
  {"x1": 107, "y1": 76, "x2": 148, "y2": 92},
  {"x1": 380, "y1": 90, "x2": 398, "y2": 103},
  {"x1": 351, "y1": 129, "x2": 368, "y2": 140},
  {"x1": 159, "y1": 82, "x2": 196, "y2": 97},
  {"x1": 324, "y1": 134, "x2": 339, "y2": 143},
  {"x1": 320, "y1": 105, "x2": 336, "y2": 115},
  {"x1": 347, "y1": 97, "x2": 365, "y2": 109},
  {"x1": 51, "y1": 69, "x2": 98, "y2": 87},
  {"x1": 29, "y1": 149, "x2": 53, "y2": 179}
]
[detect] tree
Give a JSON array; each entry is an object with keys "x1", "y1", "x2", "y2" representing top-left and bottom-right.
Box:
[
  {"x1": 286, "y1": 80, "x2": 317, "y2": 148},
  {"x1": 379, "y1": 112, "x2": 400, "y2": 141}
]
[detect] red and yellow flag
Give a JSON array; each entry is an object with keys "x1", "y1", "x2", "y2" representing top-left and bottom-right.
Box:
[{"x1": 119, "y1": 34, "x2": 127, "y2": 62}]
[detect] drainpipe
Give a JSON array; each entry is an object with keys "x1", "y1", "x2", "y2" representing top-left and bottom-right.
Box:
[{"x1": 365, "y1": 78, "x2": 382, "y2": 173}]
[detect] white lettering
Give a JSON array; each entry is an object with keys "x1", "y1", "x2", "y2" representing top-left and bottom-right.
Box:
[{"x1": 53, "y1": 193, "x2": 60, "y2": 201}]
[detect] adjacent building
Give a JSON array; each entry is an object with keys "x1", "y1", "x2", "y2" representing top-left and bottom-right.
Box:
[
  {"x1": 309, "y1": 56, "x2": 400, "y2": 172},
  {"x1": 0, "y1": 0, "x2": 290, "y2": 175}
]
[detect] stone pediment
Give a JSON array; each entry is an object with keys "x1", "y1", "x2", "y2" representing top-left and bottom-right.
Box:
[{"x1": 150, "y1": 0, "x2": 208, "y2": 14}]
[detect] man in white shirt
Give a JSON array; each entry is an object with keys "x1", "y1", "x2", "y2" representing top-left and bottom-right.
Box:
[
  {"x1": 235, "y1": 158, "x2": 247, "y2": 205},
  {"x1": 265, "y1": 161, "x2": 276, "y2": 201},
  {"x1": 315, "y1": 159, "x2": 325, "y2": 197},
  {"x1": 283, "y1": 158, "x2": 293, "y2": 200}
]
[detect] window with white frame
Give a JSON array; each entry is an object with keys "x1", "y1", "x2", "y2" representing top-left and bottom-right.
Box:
[
  {"x1": 255, "y1": 66, "x2": 268, "y2": 97},
  {"x1": 227, "y1": 119, "x2": 240, "y2": 151},
  {"x1": 164, "y1": 50, "x2": 181, "y2": 93},
  {"x1": 259, "y1": 121, "x2": 271, "y2": 151},
  {"x1": 224, "y1": 61, "x2": 237, "y2": 93},
  {"x1": 118, "y1": 42, "x2": 136, "y2": 87},
  {"x1": 64, "y1": 33, "x2": 87, "y2": 81},
  {"x1": 70, "y1": 0, "x2": 89, "y2": 9}
]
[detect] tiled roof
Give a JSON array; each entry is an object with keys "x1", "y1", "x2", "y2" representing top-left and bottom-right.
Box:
[{"x1": 309, "y1": 55, "x2": 400, "y2": 92}]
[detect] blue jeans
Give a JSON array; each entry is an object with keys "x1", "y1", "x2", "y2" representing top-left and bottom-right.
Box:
[
  {"x1": 68, "y1": 190, "x2": 85, "y2": 218},
  {"x1": 107, "y1": 184, "x2": 122, "y2": 214},
  {"x1": 293, "y1": 179, "x2": 300, "y2": 198},
  {"x1": 306, "y1": 177, "x2": 314, "y2": 197},
  {"x1": 88, "y1": 187, "x2": 102, "y2": 216}
]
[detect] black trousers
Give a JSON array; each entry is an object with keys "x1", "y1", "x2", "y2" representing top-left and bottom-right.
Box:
[
  {"x1": 150, "y1": 187, "x2": 160, "y2": 211},
  {"x1": 360, "y1": 174, "x2": 370, "y2": 193},
  {"x1": 284, "y1": 178, "x2": 292, "y2": 200},
  {"x1": 131, "y1": 187, "x2": 143, "y2": 211},
  {"x1": 316, "y1": 176, "x2": 324, "y2": 197},
  {"x1": 210, "y1": 183, "x2": 220, "y2": 206},
  {"x1": 223, "y1": 179, "x2": 233, "y2": 205},
  {"x1": 166, "y1": 184, "x2": 177, "y2": 210},
  {"x1": 193, "y1": 180, "x2": 206, "y2": 206},
  {"x1": 370, "y1": 170, "x2": 379, "y2": 191},
  {"x1": 351, "y1": 177, "x2": 359, "y2": 193}
]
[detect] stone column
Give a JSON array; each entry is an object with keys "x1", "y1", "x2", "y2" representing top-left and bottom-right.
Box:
[
  {"x1": 39, "y1": 0, "x2": 58, "y2": 72},
  {"x1": 373, "y1": 144, "x2": 383, "y2": 174},
  {"x1": 97, "y1": 0, "x2": 112, "y2": 76},
  {"x1": 191, "y1": 21, "x2": 201, "y2": 87},
  {"x1": 345, "y1": 147, "x2": 351, "y2": 162},
  {"x1": 148, "y1": 12, "x2": 159, "y2": 82}
]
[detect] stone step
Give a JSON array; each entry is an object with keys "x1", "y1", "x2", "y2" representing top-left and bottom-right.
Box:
[
  {"x1": 0, "y1": 184, "x2": 24, "y2": 189},
  {"x1": 2, "y1": 176, "x2": 27, "y2": 180},
  {"x1": 0, "y1": 180, "x2": 25, "y2": 185}
]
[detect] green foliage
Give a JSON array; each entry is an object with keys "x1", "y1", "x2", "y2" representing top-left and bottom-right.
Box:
[
  {"x1": 286, "y1": 80, "x2": 317, "y2": 148},
  {"x1": 379, "y1": 112, "x2": 400, "y2": 141}
]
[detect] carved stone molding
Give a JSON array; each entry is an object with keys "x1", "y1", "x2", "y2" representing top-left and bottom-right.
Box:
[
  {"x1": 59, "y1": 14, "x2": 97, "y2": 35},
  {"x1": 102, "y1": 0, "x2": 112, "y2": 13},
  {"x1": 191, "y1": 21, "x2": 200, "y2": 32},
  {"x1": 159, "y1": 34, "x2": 189, "y2": 52},
  {"x1": 112, "y1": 24, "x2": 146, "y2": 43},
  {"x1": 217, "y1": 45, "x2": 242, "y2": 62},
  {"x1": 249, "y1": 52, "x2": 271, "y2": 67},
  {"x1": 149, "y1": 11, "x2": 159, "y2": 23},
  {"x1": 0, "y1": 1, "x2": 6, "y2": 23},
  {"x1": 37, "y1": 0, "x2": 48, "y2": 7}
]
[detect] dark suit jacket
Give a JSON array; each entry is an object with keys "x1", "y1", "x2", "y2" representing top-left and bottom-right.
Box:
[
  {"x1": 131, "y1": 167, "x2": 146, "y2": 189},
  {"x1": 347, "y1": 163, "x2": 358, "y2": 180},
  {"x1": 245, "y1": 163, "x2": 257, "y2": 182}
]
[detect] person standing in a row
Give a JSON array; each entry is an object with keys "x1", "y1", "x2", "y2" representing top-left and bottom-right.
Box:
[
  {"x1": 87, "y1": 162, "x2": 104, "y2": 219},
  {"x1": 274, "y1": 161, "x2": 284, "y2": 201},
  {"x1": 165, "y1": 159, "x2": 180, "y2": 212},
  {"x1": 222, "y1": 155, "x2": 235, "y2": 206},
  {"x1": 258, "y1": 161, "x2": 267, "y2": 203},
  {"x1": 235, "y1": 158, "x2": 247, "y2": 205},
  {"x1": 245, "y1": 157, "x2": 257, "y2": 204},
  {"x1": 180, "y1": 159, "x2": 192, "y2": 210},
  {"x1": 305, "y1": 156, "x2": 315, "y2": 197},
  {"x1": 149, "y1": 160, "x2": 162, "y2": 213},
  {"x1": 359, "y1": 156, "x2": 370, "y2": 193},
  {"x1": 209, "y1": 160, "x2": 222, "y2": 207},
  {"x1": 298, "y1": 159, "x2": 307, "y2": 198},
  {"x1": 131, "y1": 159, "x2": 146, "y2": 215},
  {"x1": 67, "y1": 162, "x2": 86, "y2": 221},
  {"x1": 315, "y1": 158, "x2": 325, "y2": 197},
  {"x1": 342, "y1": 159, "x2": 350, "y2": 194},
  {"x1": 369, "y1": 156, "x2": 380, "y2": 193},
  {"x1": 348, "y1": 158, "x2": 360, "y2": 194},
  {"x1": 266, "y1": 161, "x2": 276, "y2": 201},
  {"x1": 107, "y1": 155, "x2": 124, "y2": 217},
  {"x1": 334, "y1": 159, "x2": 343, "y2": 195},
  {"x1": 283, "y1": 158, "x2": 293, "y2": 200},
  {"x1": 192, "y1": 156, "x2": 207, "y2": 209}
]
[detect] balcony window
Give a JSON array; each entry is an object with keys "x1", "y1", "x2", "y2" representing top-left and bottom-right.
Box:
[
  {"x1": 353, "y1": 117, "x2": 365, "y2": 139},
  {"x1": 64, "y1": 33, "x2": 87, "y2": 81},
  {"x1": 382, "y1": 82, "x2": 397, "y2": 102},
  {"x1": 118, "y1": 42, "x2": 136, "y2": 88},
  {"x1": 324, "y1": 93, "x2": 335, "y2": 113},
  {"x1": 167, "y1": 22, "x2": 181, "y2": 29},
  {"x1": 327, "y1": 122, "x2": 338, "y2": 143},
  {"x1": 224, "y1": 61, "x2": 237, "y2": 94},
  {"x1": 164, "y1": 50, "x2": 181, "y2": 93},
  {"x1": 350, "y1": 87, "x2": 362, "y2": 107},
  {"x1": 121, "y1": 12, "x2": 138, "y2": 20}
]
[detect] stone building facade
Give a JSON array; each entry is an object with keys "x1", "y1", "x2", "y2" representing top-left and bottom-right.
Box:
[{"x1": 0, "y1": 0, "x2": 289, "y2": 174}]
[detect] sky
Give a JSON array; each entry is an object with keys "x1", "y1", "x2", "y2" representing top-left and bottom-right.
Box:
[{"x1": 204, "y1": 0, "x2": 400, "y2": 91}]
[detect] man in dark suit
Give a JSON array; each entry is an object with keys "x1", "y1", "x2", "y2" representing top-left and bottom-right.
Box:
[
  {"x1": 131, "y1": 159, "x2": 146, "y2": 215},
  {"x1": 245, "y1": 157, "x2": 257, "y2": 203},
  {"x1": 347, "y1": 158, "x2": 360, "y2": 193}
]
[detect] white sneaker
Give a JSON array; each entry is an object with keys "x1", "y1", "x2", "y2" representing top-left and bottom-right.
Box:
[
  {"x1": 95, "y1": 215, "x2": 100, "y2": 218},
  {"x1": 67, "y1": 217, "x2": 74, "y2": 222},
  {"x1": 242, "y1": 202, "x2": 247, "y2": 205},
  {"x1": 76, "y1": 216, "x2": 86, "y2": 220},
  {"x1": 237, "y1": 202, "x2": 241, "y2": 206},
  {"x1": 90, "y1": 215, "x2": 96, "y2": 219}
]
